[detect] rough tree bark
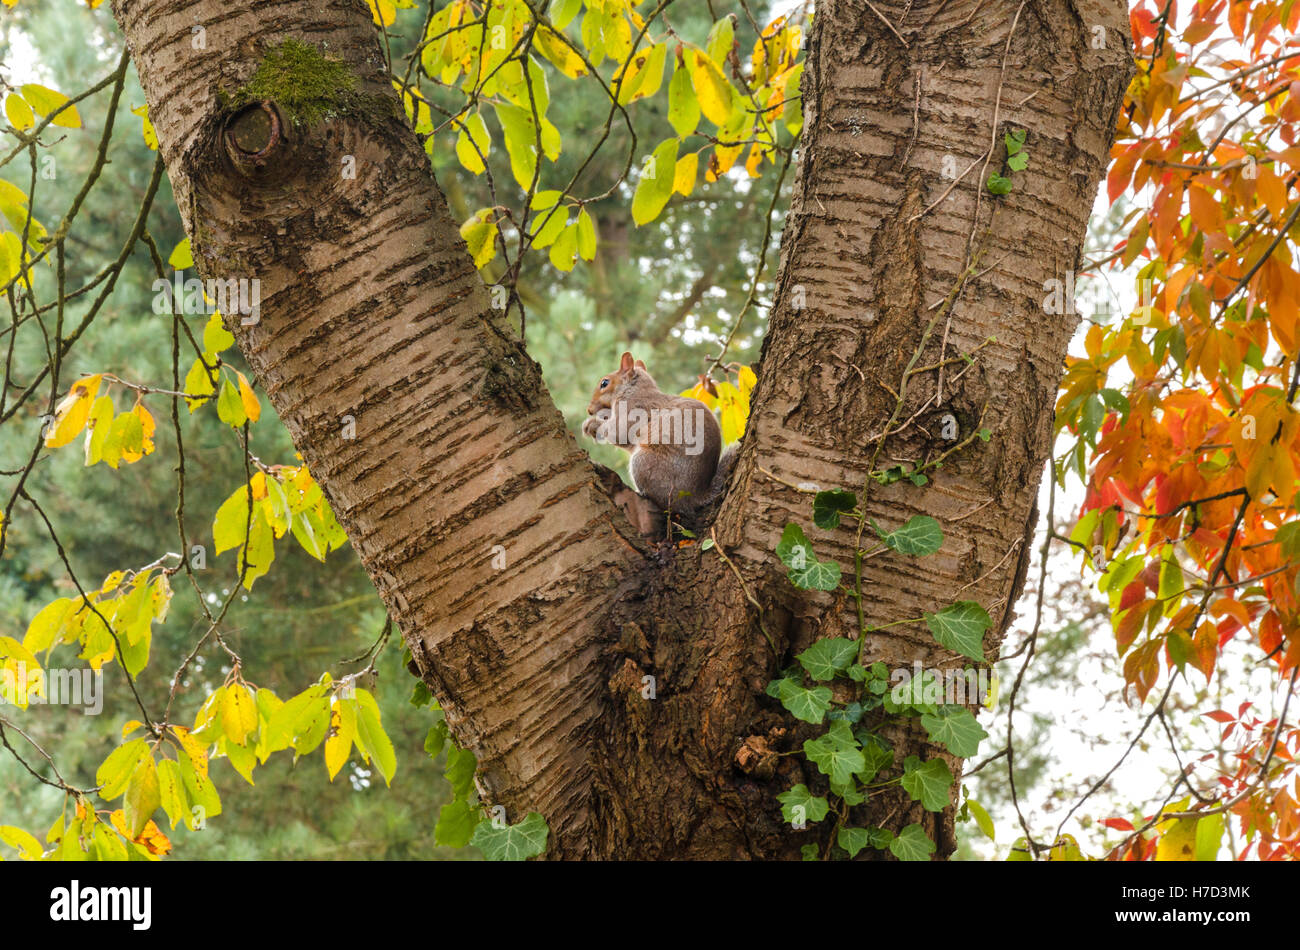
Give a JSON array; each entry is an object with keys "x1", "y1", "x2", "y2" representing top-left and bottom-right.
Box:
[{"x1": 110, "y1": 0, "x2": 1131, "y2": 858}]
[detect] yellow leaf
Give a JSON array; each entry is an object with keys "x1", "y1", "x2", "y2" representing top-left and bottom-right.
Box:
[
  {"x1": 366, "y1": 0, "x2": 396, "y2": 26},
  {"x1": 45, "y1": 374, "x2": 103, "y2": 448},
  {"x1": 221, "y1": 682, "x2": 258, "y2": 745},
  {"x1": 237, "y1": 372, "x2": 261, "y2": 422},
  {"x1": 535, "y1": 27, "x2": 588, "y2": 79},
  {"x1": 1155, "y1": 815, "x2": 1199, "y2": 860},
  {"x1": 168, "y1": 237, "x2": 193, "y2": 270},
  {"x1": 4, "y1": 93, "x2": 33, "y2": 131},
  {"x1": 681, "y1": 381, "x2": 717, "y2": 409},
  {"x1": 130, "y1": 104, "x2": 157, "y2": 150},
  {"x1": 686, "y1": 49, "x2": 735, "y2": 126},
  {"x1": 324, "y1": 698, "x2": 356, "y2": 780},
  {"x1": 673, "y1": 153, "x2": 698, "y2": 197},
  {"x1": 20, "y1": 84, "x2": 80, "y2": 128},
  {"x1": 0, "y1": 825, "x2": 43, "y2": 860},
  {"x1": 737, "y1": 365, "x2": 757, "y2": 397},
  {"x1": 119, "y1": 404, "x2": 156, "y2": 463},
  {"x1": 715, "y1": 380, "x2": 750, "y2": 444},
  {"x1": 460, "y1": 211, "x2": 498, "y2": 269}
]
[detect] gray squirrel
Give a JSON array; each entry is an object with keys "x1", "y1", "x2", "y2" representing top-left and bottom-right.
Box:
[{"x1": 582, "y1": 352, "x2": 737, "y2": 534}]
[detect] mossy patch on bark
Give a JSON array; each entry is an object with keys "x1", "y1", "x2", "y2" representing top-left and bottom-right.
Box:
[{"x1": 224, "y1": 38, "x2": 359, "y2": 127}]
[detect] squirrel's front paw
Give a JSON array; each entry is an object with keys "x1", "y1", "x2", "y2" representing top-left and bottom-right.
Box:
[{"x1": 582, "y1": 411, "x2": 610, "y2": 441}]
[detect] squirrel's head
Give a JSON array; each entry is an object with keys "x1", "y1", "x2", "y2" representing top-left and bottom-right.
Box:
[{"x1": 587, "y1": 351, "x2": 654, "y2": 415}]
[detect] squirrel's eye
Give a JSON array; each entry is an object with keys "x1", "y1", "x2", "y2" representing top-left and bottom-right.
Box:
[{"x1": 600, "y1": 379, "x2": 609, "y2": 389}]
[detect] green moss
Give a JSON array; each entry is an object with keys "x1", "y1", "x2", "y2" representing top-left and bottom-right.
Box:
[{"x1": 231, "y1": 38, "x2": 359, "y2": 127}]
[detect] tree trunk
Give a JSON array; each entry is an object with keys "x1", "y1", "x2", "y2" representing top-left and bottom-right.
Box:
[{"x1": 111, "y1": 0, "x2": 1131, "y2": 858}]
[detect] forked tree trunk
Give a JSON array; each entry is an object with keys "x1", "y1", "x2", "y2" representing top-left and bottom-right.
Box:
[{"x1": 111, "y1": 0, "x2": 1131, "y2": 858}]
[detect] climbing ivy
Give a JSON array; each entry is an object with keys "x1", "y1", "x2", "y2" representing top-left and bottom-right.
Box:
[{"x1": 765, "y1": 487, "x2": 996, "y2": 860}]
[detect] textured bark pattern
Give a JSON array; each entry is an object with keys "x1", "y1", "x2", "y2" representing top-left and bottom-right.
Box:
[
  {"x1": 709, "y1": 0, "x2": 1133, "y2": 851},
  {"x1": 111, "y1": 0, "x2": 648, "y2": 856},
  {"x1": 111, "y1": 0, "x2": 1131, "y2": 859}
]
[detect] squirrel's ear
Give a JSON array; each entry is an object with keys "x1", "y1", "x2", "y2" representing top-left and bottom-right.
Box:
[
  {"x1": 634, "y1": 359, "x2": 646, "y2": 370},
  {"x1": 620, "y1": 352, "x2": 635, "y2": 372}
]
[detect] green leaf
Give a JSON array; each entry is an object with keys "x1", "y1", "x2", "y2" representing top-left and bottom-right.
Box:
[
  {"x1": 812, "y1": 489, "x2": 857, "y2": 529},
  {"x1": 156, "y1": 758, "x2": 190, "y2": 830},
  {"x1": 631, "y1": 138, "x2": 678, "y2": 226},
  {"x1": 22, "y1": 597, "x2": 75, "y2": 654},
  {"x1": 96, "y1": 739, "x2": 150, "y2": 801},
  {"x1": 838, "y1": 826, "x2": 871, "y2": 858},
  {"x1": 454, "y1": 111, "x2": 491, "y2": 174},
  {"x1": 470, "y1": 811, "x2": 549, "y2": 861},
  {"x1": 576, "y1": 208, "x2": 597, "y2": 260},
  {"x1": 803, "y1": 721, "x2": 866, "y2": 787},
  {"x1": 201, "y1": 312, "x2": 233, "y2": 353},
  {"x1": 967, "y1": 798, "x2": 995, "y2": 841},
  {"x1": 667, "y1": 62, "x2": 700, "y2": 139},
  {"x1": 901, "y1": 755, "x2": 954, "y2": 812},
  {"x1": 857, "y1": 734, "x2": 894, "y2": 782},
  {"x1": 986, "y1": 173, "x2": 1013, "y2": 195},
  {"x1": 493, "y1": 102, "x2": 541, "y2": 190},
  {"x1": 424, "y1": 720, "x2": 449, "y2": 760},
  {"x1": 924, "y1": 601, "x2": 991, "y2": 661},
  {"x1": 184, "y1": 357, "x2": 217, "y2": 411},
  {"x1": 705, "y1": 17, "x2": 735, "y2": 65},
  {"x1": 444, "y1": 743, "x2": 477, "y2": 799},
  {"x1": 920, "y1": 706, "x2": 988, "y2": 757},
  {"x1": 123, "y1": 753, "x2": 160, "y2": 838},
  {"x1": 551, "y1": 0, "x2": 581, "y2": 30},
  {"x1": 877, "y1": 515, "x2": 943, "y2": 555},
  {"x1": 529, "y1": 205, "x2": 568, "y2": 249},
  {"x1": 549, "y1": 223, "x2": 580, "y2": 271},
  {"x1": 773, "y1": 677, "x2": 832, "y2": 724},
  {"x1": 354, "y1": 688, "x2": 397, "y2": 786},
  {"x1": 776, "y1": 523, "x2": 842, "y2": 590},
  {"x1": 217, "y1": 376, "x2": 247, "y2": 428},
  {"x1": 434, "y1": 798, "x2": 480, "y2": 847},
  {"x1": 777, "y1": 783, "x2": 829, "y2": 826},
  {"x1": 796, "y1": 637, "x2": 858, "y2": 681},
  {"x1": 889, "y1": 823, "x2": 936, "y2": 861}
]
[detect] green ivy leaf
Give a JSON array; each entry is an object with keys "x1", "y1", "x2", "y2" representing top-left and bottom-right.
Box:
[
  {"x1": 986, "y1": 173, "x2": 1013, "y2": 195},
  {"x1": 889, "y1": 823, "x2": 936, "y2": 861},
  {"x1": 434, "y1": 798, "x2": 480, "y2": 848},
  {"x1": 470, "y1": 811, "x2": 549, "y2": 861},
  {"x1": 838, "y1": 826, "x2": 871, "y2": 858},
  {"x1": 777, "y1": 783, "x2": 829, "y2": 826},
  {"x1": 803, "y1": 720, "x2": 866, "y2": 787},
  {"x1": 812, "y1": 489, "x2": 857, "y2": 529},
  {"x1": 773, "y1": 677, "x2": 832, "y2": 724},
  {"x1": 776, "y1": 523, "x2": 842, "y2": 590},
  {"x1": 856, "y1": 733, "x2": 894, "y2": 782},
  {"x1": 876, "y1": 515, "x2": 943, "y2": 555},
  {"x1": 920, "y1": 706, "x2": 989, "y2": 758},
  {"x1": 444, "y1": 743, "x2": 477, "y2": 800},
  {"x1": 796, "y1": 637, "x2": 858, "y2": 681},
  {"x1": 924, "y1": 601, "x2": 991, "y2": 661},
  {"x1": 901, "y1": 755, "x2": 954, "y2": 812}
]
